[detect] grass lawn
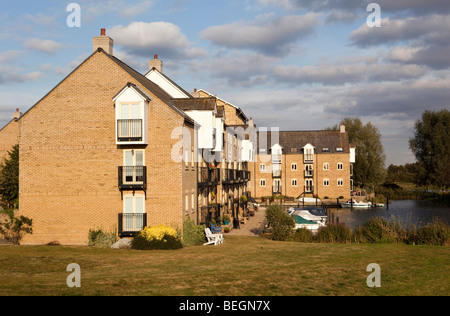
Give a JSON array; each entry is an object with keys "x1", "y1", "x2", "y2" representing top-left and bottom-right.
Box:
[{"x1": 0, "y1": 236, "x2": 449, "y2": 296}]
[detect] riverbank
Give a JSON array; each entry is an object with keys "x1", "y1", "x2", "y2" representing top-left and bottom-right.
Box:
[{"x1": 0, "y1": 236, "x2": 448, "y2": 296}]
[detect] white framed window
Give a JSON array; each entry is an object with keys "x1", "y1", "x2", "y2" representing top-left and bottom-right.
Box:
[
  {"x1": 323, "y1": 163, "x2": 329, "y2": 170},
  {"x1": 124, "y1": 149, "x2": 144, "y2": 166},
  {"x1": 260, "y1": 179, "x2": 266, "y2": 187},
  {"x1": 123, "y1": 193, "x2": 145, "y2": 231},
  {"x1": 184, "y1": 148, "x2": 189, "y2": 168},
  {"x1": 185, "y1": 192, "x2": 189, "y2": 212},
  {"x1": 337, "y1": 163, "x2": 343, "y2": 170},
  {"x1": 323, "y1": 179, "x2": 330, "y2": 186},
  {"x1": 337, "y1": 179, "x2": 344, "y2": 186},
  {"x1": 260, "y1": 164, "x2": 266, "y2": 171},
  {"x1": 191, "y1": 192, "x2": 195, "y2": 211},
  {"x1": 291, "y1": 179, "x2": 298, "y2": 186},
  {"x1": 122, "y1": 149, "x2": 145, "y2": 185},
  {"x1": 305, "y1": 179, "x2": 313, "y2": 192},
  {"x1": 291, "y1": 163, "x2": 297, "y2": 171},
  {"x1": 336, "y1": 147, "x2": 343, "y2": 152},
  {"x1": 305, "y1": 164, "x2": 313, "y2": 177}
]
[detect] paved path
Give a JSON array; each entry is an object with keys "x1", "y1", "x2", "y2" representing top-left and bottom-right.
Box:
[{"x1": 227, "y1": 207, "x2": 266, "y2": 237}]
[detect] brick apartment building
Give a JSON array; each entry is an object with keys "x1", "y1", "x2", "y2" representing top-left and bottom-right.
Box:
[
  {"x1": 0, "y1": 30, "x2": 253, "y2": 245},
  {"x1": 0, "y1": 30, "x2": 354, "y2": 245},
  {"x1": 248, "y1": 126, "x2": 355, "y2": 200}
]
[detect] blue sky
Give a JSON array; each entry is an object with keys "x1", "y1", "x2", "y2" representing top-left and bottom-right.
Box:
[{"x1": 1, "y1": 0, "x2": 449, "y2": 166}]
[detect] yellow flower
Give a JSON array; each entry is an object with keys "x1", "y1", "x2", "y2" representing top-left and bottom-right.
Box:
[{"x1": 139, "y1": 224, "x2": 178, "y2": 242}]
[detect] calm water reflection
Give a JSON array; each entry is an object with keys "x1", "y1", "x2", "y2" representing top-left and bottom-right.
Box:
[{"x1": 327, "y1": 199, "x2": 450, "y2": 229}]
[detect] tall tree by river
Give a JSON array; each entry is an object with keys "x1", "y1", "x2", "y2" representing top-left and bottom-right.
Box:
[
  {"x1": 409, "y1": 109, "x2": 450, "y2": 189},
  {"x1": 328, "y1": 117, "x2": 386, "y2": 189}
]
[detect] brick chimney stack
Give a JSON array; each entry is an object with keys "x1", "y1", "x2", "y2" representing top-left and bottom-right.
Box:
[
  {"x1": 13, "y1": 108, "x2": 21, "y2": 121},
  {"x1": 92, "y1": 28, "x2": 114, "y2": 55},
  {"x1": 149, "y1": 54, "x2": 163, "y2": 73}
]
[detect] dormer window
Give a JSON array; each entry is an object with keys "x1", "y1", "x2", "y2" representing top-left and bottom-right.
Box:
[
  {"x1": 303, "y1": 143, "x2": 315, "y2": 163},
  {"x1": 118, "y1": 103, "x2": 142, "y2": 142},
  {"x1": 271, "y1": 144, "x2": 282, "y2": 164},
  {"x1": 113, "y1": 83, "x2": 150, "y2": 145}
]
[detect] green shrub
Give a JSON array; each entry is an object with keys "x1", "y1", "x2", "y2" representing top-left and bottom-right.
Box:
[
  {"x1": 316, "y1": 223, "x2": 352, "y2": 243},
  {"x1": 88, "y1": 227, "x2": 118, "y2": 248},
  {"x1": 0, "y1": 210, "x2": 33, "y2": 245},
  {"x1": 131, "y1": 224, "x2": 183, "y2": 250},
  {"x1": 265, "y1": 205, "x2": 294, "y2": 241},
  {"x1": 290, "y1": 228, "x2": 313, "y2": 243},
  {"x1": 416, "y1": 219, "x2": 450, "y2": 246},
  {"x1": 353, "y1": 217, "x2": 406, "y2": 244},
  {"x1": 182, "y1": 218, "x2": 206, "y2": 246}
]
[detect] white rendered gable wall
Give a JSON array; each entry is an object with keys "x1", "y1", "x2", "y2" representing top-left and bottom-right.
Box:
[{"x1": 145, "y1": 70, "x2": 190, "y2": 98}]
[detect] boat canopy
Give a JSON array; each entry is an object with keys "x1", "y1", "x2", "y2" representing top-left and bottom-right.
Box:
[{"x1": 293, "y1": 215, "x2": 317, "y2": 225}]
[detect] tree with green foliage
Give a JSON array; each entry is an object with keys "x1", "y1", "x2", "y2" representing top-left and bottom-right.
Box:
[
  {"x1": 409, "y1": 109, "x2": 450, "y2": 189},
  {"x1": 0, "y1": 209, "x2": 33, "y2": 245},
  {"x1": 328, "y1": 118, "x2": 386, "y2": 189},
  {"x1": 385, "y1": 163, "x2": 418, "y2": 183},
  {"x1": 0, "y1": 144, "x2": 19, "y2": 209}
]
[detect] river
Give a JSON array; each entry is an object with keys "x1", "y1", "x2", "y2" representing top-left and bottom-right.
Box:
[{"x1": 326, "y1": 199, "x2": 450, "y2": 230}]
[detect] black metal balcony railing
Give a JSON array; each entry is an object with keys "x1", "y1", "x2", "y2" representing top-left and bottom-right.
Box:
[
  {"x1": 198, "y1": 167, "x2": 220, "y2": 186},
  {"x1": 273, "y1": 186, "x2": 282, "y2": 194},
  {"x1": 304, "y1": 169, "x2": 314, "y2": 177},
  {"x1": 304, "y1": 185, "x2": 314, "y2": 193},
  {"x1": 117, "y1": 119, "x2": 142, "y2": 142},
  {"x1": 222, "y1": 169, "x2": 250, "y2": 184},
  {"x1": 271, "y1": 154, "x2": 282, "y2": 163},
  {"x1": 304, "y1": 154, "x2": 314, "y2": 162},
  {"x1": 118, "y1": 166, "x2": 147, "y2": 189},
  {"x1": 118, "y1": 213, "x2": 147, "y2": 237}
]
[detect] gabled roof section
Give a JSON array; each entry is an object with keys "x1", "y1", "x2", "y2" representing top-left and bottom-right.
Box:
[
  {"x1": 145, "y1": 67, "x2": 193, "y2": 99},
  {"x1": 113, "y1": 82, "x2": 152, "y2": 102},
  {"x1": 18, "y1": 48, "x2": 194, "y2": 125},
  {"x1": 198, "y1": 89, "x2": 248, "y2": 121},
  {"x1": 107, "y1": 53, "x2": 194, "y2": 124}
]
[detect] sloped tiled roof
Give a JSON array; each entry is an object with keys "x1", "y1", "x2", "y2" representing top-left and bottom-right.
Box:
[
  {"x1": 171, "y1": 97, "x2": 216, "y2": 111},
  {"x1": 257, "y1": 130, "x2": 350, "y2": 154},
  {"x1": 18, "y1": 48, "x2": 194, "y2": 125},
  {"x1": 107, "y1": 52, "x2": 194, "y2": 124}
]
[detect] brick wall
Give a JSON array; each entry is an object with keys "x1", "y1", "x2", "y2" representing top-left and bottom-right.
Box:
[
  {"x1": 248, "y1": 152, "x2": 351, "y2": 200},
  {"x1": 0, "y1": 119, "x2": 20, "y2": 163},
  {"x1": 18, "y1": 50, "x2": 195, "y2": 245}
]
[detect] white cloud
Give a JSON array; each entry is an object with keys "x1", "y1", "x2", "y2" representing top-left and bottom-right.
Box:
[
  {"x1": 24, "y1": 38, "x2": 62, "y2": 54},
  {"x1": 110, "y1": 21, "x2": 207, "y2": 60},
  {"x1": 25, "y1": 13, "x2": 57, "y2": 28},
  {"x1": 273, "y1": 61, "x2": 426, "y2": 85},
  {"x1": 0, "y1": 50, "x2": 21, "y2": 63},
  {"x1": 201, "y1": 13, "x2": 321, "y2": 56},
  {"x1": 350, "y1": 15, "x2": 450, "y2": 48},
  {"x1": 0, "y1": 66, "x2": 43, "y2": 84}
]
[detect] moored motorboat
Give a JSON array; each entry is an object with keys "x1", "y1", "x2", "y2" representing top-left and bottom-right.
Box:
[
  {"x1": 287, "y1": 207, "x2": 327, "y2": 232},
  {"x1": 340, "y1": 199, "x2": 372, "y2": 208}
]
